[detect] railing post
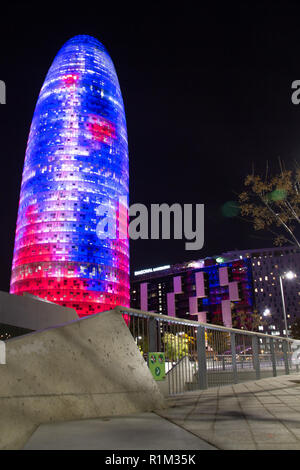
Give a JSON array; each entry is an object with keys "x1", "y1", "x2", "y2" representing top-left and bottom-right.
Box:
[
  {"x1": 157, "y1": 320, "x2": 161, "y2": 352},
  {"x1": 230, "y1": 332, "x2": 238, "y2": 384},
  {"x1": 197, "y1": 326, "x2": 207, "y2": 390},
  {"x1": 282, "y1": 340, "x2": 290, "y2": 375},
  {"x1": 148, "y1": 317, "x2": 158, "y2": 352},
  {"x1": 269, "y1": 337, "x2": 277, "y2": 377},
  {"x1": 252, "y1": 335, "x2": 260, "y2": 380}
]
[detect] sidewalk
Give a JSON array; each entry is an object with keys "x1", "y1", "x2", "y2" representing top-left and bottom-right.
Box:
[
  {"x1": 24, "y1": 412, "x2": 216, "y2": 450},
  {"x1": 156, "y1": 374, "x2": 300, "y2": 450},
  {"x1": 24, "y1": 374, "x2": 300, "y2": 450}
]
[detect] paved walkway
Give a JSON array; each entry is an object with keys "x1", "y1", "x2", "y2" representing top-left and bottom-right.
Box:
[
  {"x1": 24, "y1": 374, "x2": 300, "y2": 450},
  {"x1": 157, "y1": 374, "x2": 300, "y2": 450},
  {"x1": 24, "y1": 412, "x2": 216, "y2": 450}
]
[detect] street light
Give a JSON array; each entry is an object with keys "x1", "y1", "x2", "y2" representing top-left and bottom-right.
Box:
[
  {"x1": 285, "y1": 271, "x2": 295, "y2": 280},
  {"x1": 279, "y1": 271, "x2": 296, "y2": 340},
  {"x1": 263, "y1": 308, "x2": 271, "y2": 317}
]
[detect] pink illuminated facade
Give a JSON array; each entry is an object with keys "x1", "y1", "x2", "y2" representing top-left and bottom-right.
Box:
[{"x1": 131, "y1": 258, "x2": 255, "y2": 328}]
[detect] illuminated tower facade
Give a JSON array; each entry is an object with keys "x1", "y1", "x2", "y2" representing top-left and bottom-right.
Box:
[{"x1": 10, "y1": 35, "x2": 129, "y2": 317}]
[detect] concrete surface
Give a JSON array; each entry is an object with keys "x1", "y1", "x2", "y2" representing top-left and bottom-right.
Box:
[
  {"x1": 23, "y1": 412, "x2": 216, "y2": 450},
  {"x1": 21, "y1": 374, "x2": 300, "y2": 450},
  {"x1": 0, "y1": 290, "x2": 78, "y2": 330},
  {"x1": 156, "y1": 374, "x2": 300, "y2": 450},
  {"x1": 0, "y1": 309, "x2": 165, "y2": 450}
]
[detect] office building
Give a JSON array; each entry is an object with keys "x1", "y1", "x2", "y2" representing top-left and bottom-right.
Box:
[
  {"x1": 131, "y1": 257, "x2": 255, "y2": 328},
  {"x1": 10, "y1": 35, "x2": 130, "y2": 317},
  {"x1": 223, "y1": 246, "x2": 300, "y2": 336}
]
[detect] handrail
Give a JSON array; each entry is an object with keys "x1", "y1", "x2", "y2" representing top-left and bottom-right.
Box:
[{"x1": 115, "y1": 305, "x2": 293, "y2": 342}]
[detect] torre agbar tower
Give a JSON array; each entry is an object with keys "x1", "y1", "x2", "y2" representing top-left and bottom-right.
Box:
[{"x1": 10, "y1": 35, "x2": 130, "y2": 317}]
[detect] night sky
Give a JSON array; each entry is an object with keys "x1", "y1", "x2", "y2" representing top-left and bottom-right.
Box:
[{"x1": 1, "y1": 1, "x2": 300, "y2": 291}]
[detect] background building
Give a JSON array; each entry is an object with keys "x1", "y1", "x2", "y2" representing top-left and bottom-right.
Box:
[
  {"x1": 10, "y1": 35, "x2": 129, "y2": 317},
  {"x1": 223, "y1": 246, "x2": 300, "y2": 336},
  {"x1": 131, "y1": 246, "x2": 300, "y2": 335},
  {"x1": 131, "y1": 257, "x2": 255, "y2": 328}
]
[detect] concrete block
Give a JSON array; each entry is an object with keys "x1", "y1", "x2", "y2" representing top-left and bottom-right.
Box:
[{"x1": 0, "y1": 309, "x2": 165, "y2": 449}]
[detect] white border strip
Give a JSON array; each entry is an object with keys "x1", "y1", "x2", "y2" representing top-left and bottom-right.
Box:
[{"x1": 0, "y1": 341, "x2": 6, "y2": 364}]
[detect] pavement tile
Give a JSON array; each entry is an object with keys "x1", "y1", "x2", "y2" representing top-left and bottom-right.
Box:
[
  {"x1": 214, "y1": 441, "x2": 257, "y2": 450},
  {"x1": 240, "y1": 403, "x2": 265, "y2": 410},
  {"x1": 284, "y1": 427, "x2": 300, "y2": 436},
  {"x1": 255, "y1": 398, "x2": 282, "y2": 404},
  {"x1": 279, "y1": 400, "x2": 300, "y2": 406},
  {"x1": 281, "y1": 423, "x2": 300, "y2": 433},
  {"x1": 216, "y1": 407, "x2": 241, "y2": 414},
  {"x1": 238, "y1": 397, "x2": 261, "y2": 403},
  {"x1": 256, "y1": 443, "x2": 300, "y2": 450},
  {"x1": 196, "y1": 406, "x2": 218, "y2": 413},
  {"x1": 24, "y1": 413, "x2": 217, "y2": 450},
  {"x1": 249, "y1": 421, "x2": 293, "y2": 431},
  {"x1": 263, "y1": 403, "x2": 288, "y2": 408},
  {"x1": 181, "y1": 426, "x2": 215, "y2": 443},
  {"x1": 214, "y1": 422, "x2": 249, "y2": 432},
  {"x1": 150, "y1": 375, "x2": 300, "y2": 450},
  {"x1": 213, "y1": 429, "x2": 254, "y2": 441},
  {"x1": 183, "y1": 414, "x2": 216, "y2": 423},
  {"x1": 217, "y1": 401, "x2": 240, "y2": 407},
  {"x1": 215, "y1": 413, "x2": 245, "y2": 425},
  {"x1": 253, "y1": 431, "x2": 298, "y2": 443},
  {"x1": 247, "y1": 414, "x2": 282, "y2": 423},
  {"x1": 270, "y1": 411, "x2": 300, "y2": 418}
]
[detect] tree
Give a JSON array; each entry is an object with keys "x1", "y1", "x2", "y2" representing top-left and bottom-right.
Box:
[
  {"x1": 231, "y1": 306, "x2": 265, "y2": 356},
  {"x1": 291, "y1": 318, "x2": 300, "y2": 339},
  {"x1": 206, "y1": 330, "x2": 231, "y2": 355},
  {"x1": 162, "y1": 332, "x2": 189, "y2": 361},
  {"x1": 231, "y1": 305, "x2": 264, "y2": 332},
  {"x1": 238, "y1": 161, "x2": 300, "y2": 247}
]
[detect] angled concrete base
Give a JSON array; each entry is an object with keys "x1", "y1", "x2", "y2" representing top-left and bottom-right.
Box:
[
  {"x1": 0, "y1": 290, "x2": 78, "y2": 330},
  {"x1": 0, "y1": 309, "x2": 165, "y2": 449}
]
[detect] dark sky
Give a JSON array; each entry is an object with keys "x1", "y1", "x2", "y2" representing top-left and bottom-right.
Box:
[{"x1": 1, "y1": 1, "x2": 300, "y2": 291}]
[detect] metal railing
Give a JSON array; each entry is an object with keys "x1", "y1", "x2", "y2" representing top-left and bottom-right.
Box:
[{"x1": 116, "y1": 306, "x2": 299, "y2": 395}]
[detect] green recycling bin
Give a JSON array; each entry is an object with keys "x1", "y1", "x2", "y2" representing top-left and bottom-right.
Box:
[{"x1": 148, "y1": 352, "x2": 166, "y2": 381}]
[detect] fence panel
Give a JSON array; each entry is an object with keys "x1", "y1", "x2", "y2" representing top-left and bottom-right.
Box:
[
  {"x1": 120, "y1": 308, "x2": 296, "y2": 396},
  {"x1": 205, "y1": 328, "x2": 233, "y2": 387}
]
